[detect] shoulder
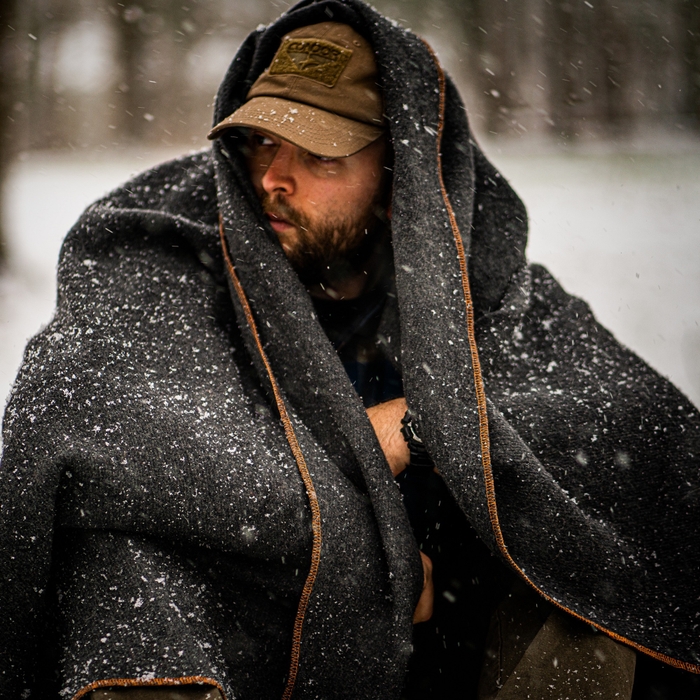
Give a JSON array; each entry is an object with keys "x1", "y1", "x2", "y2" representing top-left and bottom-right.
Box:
[
  {"x1": 51, "y1": 149, "x2": 227, "y2": 328},
  {"x1": 94, "y1": 149, "x2": 219, "y2": 227},
  {"x1": 58, "y1": 150, "x2": 222, "y2": 280}
]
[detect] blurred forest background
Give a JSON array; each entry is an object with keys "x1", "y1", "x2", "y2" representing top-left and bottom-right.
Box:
[{"x1": 1, "y1": 0, "x2": 700, "y2": 258}]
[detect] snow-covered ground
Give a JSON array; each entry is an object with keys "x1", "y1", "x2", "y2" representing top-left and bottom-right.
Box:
[{"x1": 1, "y1": 144, "x2": 699, "y2": 446}]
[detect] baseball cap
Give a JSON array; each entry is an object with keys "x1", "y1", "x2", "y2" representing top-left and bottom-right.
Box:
[{"x1": 208, "y1": 22, "x2": 385, "y2": 157}]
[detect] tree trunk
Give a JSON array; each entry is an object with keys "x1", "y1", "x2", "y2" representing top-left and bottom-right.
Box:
[
  {"x1": 0, "y1": 0, "x2": 19, "y2": 265},
  {"x1": 681, "y1": 0, "x2": 700, "y2": 128}
]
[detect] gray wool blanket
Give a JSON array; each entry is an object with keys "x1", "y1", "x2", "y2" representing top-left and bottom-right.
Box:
[{"x1": 1, "y1": 1, "x2": 699, "y2": 698}]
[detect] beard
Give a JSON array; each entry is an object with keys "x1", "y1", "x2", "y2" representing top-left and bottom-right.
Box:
[{"x1": 261, "y1": 193, "x2": 388, "y2": 289}]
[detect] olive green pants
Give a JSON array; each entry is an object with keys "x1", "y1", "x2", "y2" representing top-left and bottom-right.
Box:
[
  {"x1": 477, "y1": 579, "x2": 636, "y2": 699},
  {"x1": 90, "y1": 582, "x2": 636, "y2": 700},
  {"x1": 91, "y1": 687, "x2": 222, "y2": 700}
]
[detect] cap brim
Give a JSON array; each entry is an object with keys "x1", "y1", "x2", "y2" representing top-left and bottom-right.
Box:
[{"x1": 208, "y1": 96, "x2": 384, "y2": 158}]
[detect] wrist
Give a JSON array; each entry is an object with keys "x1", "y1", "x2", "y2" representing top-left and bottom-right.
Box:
[{"x1": 400, "y1": 409, "x2": 434, "y2": 470}]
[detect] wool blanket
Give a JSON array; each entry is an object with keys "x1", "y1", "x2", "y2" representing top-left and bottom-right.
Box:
[{"x1": 2, "y1": 1, "x2": 699, "y2": 698}]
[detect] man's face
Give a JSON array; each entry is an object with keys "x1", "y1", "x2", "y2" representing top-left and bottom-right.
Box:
[{"x1": 244, "y1": 130, "x2": 388, "y2": 290}]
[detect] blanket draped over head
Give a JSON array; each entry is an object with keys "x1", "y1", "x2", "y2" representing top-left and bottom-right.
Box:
[{"x1": 1, "y1": 0, "x2": 699, "y2": 698}]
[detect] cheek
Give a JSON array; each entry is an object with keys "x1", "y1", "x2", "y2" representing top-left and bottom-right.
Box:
[
  {"x1": 315, "y1": 182, "x2": 377, "y2": 226},
  {"x1": 348, "y1": 171, "x2": 382, "y2": 207},
  {"x1": 246, "y1": 156, "x2": 265, "y2": 195}
]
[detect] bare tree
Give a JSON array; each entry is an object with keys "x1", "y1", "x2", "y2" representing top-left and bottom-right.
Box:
[
  {"x1": 681, "y1": 0, "x2": 700, "y2": 126},
  {"x1": 542, "y1": 0, "x2": 637, "y2": 139},
  {"x1": 3, "y1": 0, "x2": 699, "y2": 171},
  {"x1": 0, "y1": 0, "x2": 20, "y2": 264}
]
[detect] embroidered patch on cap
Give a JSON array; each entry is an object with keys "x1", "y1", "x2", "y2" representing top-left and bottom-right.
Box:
[{"x1": 269, "y1": 37, "x2": 353, "y2": 87}]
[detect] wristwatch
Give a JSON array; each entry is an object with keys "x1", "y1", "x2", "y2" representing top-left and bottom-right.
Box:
[{"x1": 400, "y1": 409, "x2": 435, "y2": 471}]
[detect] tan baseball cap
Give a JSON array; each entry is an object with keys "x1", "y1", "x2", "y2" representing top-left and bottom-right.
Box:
[{"x1": 208, "y1": 22, "x2": 384, "y2": 157}]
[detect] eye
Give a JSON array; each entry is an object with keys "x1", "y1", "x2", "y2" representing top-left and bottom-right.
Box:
[
  {"x1": 310, "y1": 153, "x2": 336, "y2": 164},
  {"x1": 251, "y1": 131, "x2": 277, "y2": 147}
]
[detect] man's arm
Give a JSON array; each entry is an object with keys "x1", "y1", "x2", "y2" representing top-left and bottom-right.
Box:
[
  {"x1": 413, "y1": 551, "x2": 434, "y2": 623},
  {"x1": 366, "y1": 397, "x2": 410, "y2": 477},
  {"x1": 366, "y1": 397, "x2": 433, "y2": 623}
]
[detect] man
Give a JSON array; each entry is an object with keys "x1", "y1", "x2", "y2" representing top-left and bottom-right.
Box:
[{"x1": 1, "y1": 1, "x2": 699, "y2": 699}]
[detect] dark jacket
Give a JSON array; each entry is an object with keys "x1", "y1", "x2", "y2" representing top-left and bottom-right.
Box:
[{"x1": 2, "y1": 1, "x2": 699, "y2": 698}]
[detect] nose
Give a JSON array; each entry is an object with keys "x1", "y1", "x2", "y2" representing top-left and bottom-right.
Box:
[{"x1": 260, "y1": 141, "x2": 296, "y2": 197}]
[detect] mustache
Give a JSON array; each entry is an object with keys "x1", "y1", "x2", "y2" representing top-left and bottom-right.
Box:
[
  {"x1": 261, "y1": 194, "x2": 307, "y2": 230},
  {"x1": 257, "y1": 191, "x2": 390, "y2": 289}
]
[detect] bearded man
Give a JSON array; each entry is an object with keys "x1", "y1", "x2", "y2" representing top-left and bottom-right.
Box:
[{"x1": 1, "y1": 1, "x2": 699, "y2": 699}]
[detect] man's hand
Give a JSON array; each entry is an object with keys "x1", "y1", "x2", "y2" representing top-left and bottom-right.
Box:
[
  {"x1": 366, "y1": 398, "x2": 433, "y2": 622},
  {"x1": 413, "y1": 551, "x2": 434, "y2": 623},
  {"x1": 366, "y1": 397, "x2": 410, "y2": 477}
]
